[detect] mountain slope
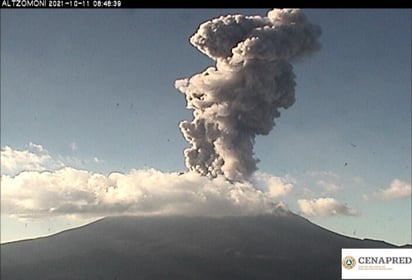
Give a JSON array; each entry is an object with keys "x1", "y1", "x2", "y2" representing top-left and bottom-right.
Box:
[{"x1": 1, "y1": 213, "x2": 401, "y2": 280}]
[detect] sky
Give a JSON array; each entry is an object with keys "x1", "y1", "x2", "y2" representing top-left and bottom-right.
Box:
[{"x1": 1, "y1": 9, "x2": 411, "y2": 245}]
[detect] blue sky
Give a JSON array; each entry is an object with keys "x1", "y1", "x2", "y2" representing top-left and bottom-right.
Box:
[{"x1": 1, "y1": 9, "x2": 411, "y2": 245}]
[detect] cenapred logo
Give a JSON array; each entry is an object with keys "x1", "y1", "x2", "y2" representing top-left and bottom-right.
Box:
[
  {"x1": 342, "y1": 249, "x2": 412, "y2": 279},
  {"x1": 342, "y1": 255, "x2": 356, "y2": 270}
]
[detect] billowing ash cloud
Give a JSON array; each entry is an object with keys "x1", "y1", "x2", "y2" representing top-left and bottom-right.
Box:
[{"x1": 175, "y1": 9, "x2": 321, "y2": 182}]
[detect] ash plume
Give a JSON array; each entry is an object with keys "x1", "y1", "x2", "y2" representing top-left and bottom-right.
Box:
[{"x1": 175, "y1": 9, "x2": 321, "y2": 182}]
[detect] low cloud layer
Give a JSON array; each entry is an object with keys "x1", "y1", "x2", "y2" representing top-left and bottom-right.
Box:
[
  {"x1": 297, "y1": 197, "x2": 360, "y2": 217},
  {"x1": 1, "y1": 145, "x2": 289, "y2": 218},
  {"x1": 1, "y1": 144, "x2": 63, "y2": 175}
]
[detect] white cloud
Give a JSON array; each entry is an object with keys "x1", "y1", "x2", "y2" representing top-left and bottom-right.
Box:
[
  {"x1": 297, "y1": 197, "x2": 360, "y2": 217},
  {"x1": 1, "y1": 145, "x2": 63, "y2": 176},
  {"x1": 305, "y1": 170, "x2": 340, "y2": 180},
  {"x1": 317, "y1": 180, "x2": 341, "y2": 192},
  {"x1": 1, "y1": 144, "x2": 105, "y2": 178},
  {"x1": 372, "y1": 179, "x2": 411, "y2": 201},
  {"x1": 252, "y1": 172, "x2": 294, "y2": 198},
  {"x1": 351, "y1": 176, "x2": 364, "y2": 185},
  {"x1": 28, "y1": 142, "x2": 45, "y2": 153},
  {"x1": 0, "y1": 146, "x2": 291, "y2": 219},
  {"x1": 304, "y1": 170, "x2": 365, "y2": 196},
  {"x1": 70, "y1": 142, "x2": 78, "y2": 151},
  {"x1": 305, "y1": 170, "x2": 342, "y2": 194},
  {"x1": 1, "y1": 166, "x2": 289, "y2": 219},
  {"x1": 298, "y1": 187, "x2": 315, "y2": 198}
]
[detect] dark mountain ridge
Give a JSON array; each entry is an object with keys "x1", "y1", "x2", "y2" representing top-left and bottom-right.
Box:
[{"x1": 1, "y1": 213, "x2": 409, "y2": 280}]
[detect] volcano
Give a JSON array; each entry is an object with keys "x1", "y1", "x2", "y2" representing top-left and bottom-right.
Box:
[{"x1": 1, "y1": 213, "x2": 406, "y2": 280}]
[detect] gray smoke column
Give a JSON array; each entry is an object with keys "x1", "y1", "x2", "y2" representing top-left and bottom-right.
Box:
[{"x1": 175, "y1": 9, "x2": 321, "y2": 182}]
